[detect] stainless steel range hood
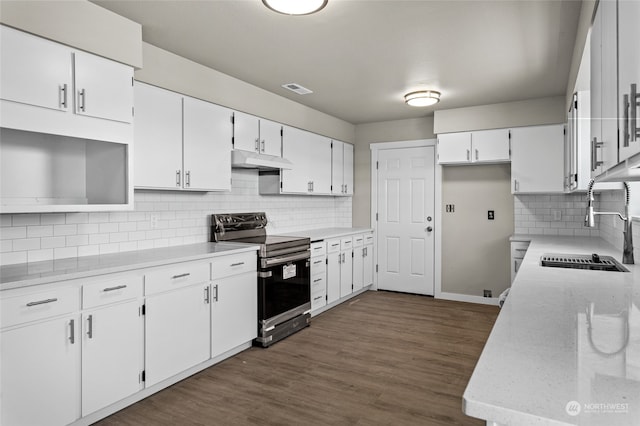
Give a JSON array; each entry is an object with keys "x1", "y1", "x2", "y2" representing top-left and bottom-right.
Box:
[{"x1": 231, "y1": 150, "x2": 293, "y2": 170}]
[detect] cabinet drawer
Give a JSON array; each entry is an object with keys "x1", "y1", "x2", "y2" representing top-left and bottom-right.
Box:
[
  {"x1": 511, "y1": 241, "x2": 530, "y2": 260},
  {"x1": 82, "y1": 274, "x2": 143, "y2": 309},
  {"x1": 352, "y1": 234, "x2": 364, "y2": 247},
  {"x1": 326, "y1": 239, "x2": 341, "y2": 253},
  {"x1": 1, "y1": 286, "x2": 80, "y2": 328},
  {"x1": 364, "y1": 233, "x2": 374, "y2": 245},
  {"x1": 145, "y1": 260, "x2": 211, "y2": 295},
  {"x1": 211, "y1": 251, "x2": 257, "y2": 280},
  {"x1": 311, "y1": 273, "x2": 326, "y2": 294},
  {"x1": 340, "y1": 237, "x2": 353, "y2": 251},
  {"x1": 310, "y1": 241, "x2": 326, "y2": 256},
  {"x1": 310, "y1": 255, "x2": 326, "y2": 276}
]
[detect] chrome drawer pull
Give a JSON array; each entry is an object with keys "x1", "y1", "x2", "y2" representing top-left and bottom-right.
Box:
[
  {"x1": 171, "y1": 273, "x2": 191, "y2": 279},
  {"x1": 313, "y1": 278, "x2": 323, "y2": 283},
  {"x1": 313, "y1": 260, "x2": 323, "y2": 265},
  {"x1": 103, "y1": 285, "x2": 127, "y2": 292},
  {"x1": 69, "y1": 319, "x2": 75, "y2": 344},
  {"x1": 313, "y1": 295, "x2": 324, "y2": 301},
  {"x1": 26, "y1": 298, "x2": 58, "y2": 307},
  {"x1": 87, "y1": 314, "x2": 93, "y2": 339},
  {"x1": 230, "y1": 262, "x2": 245, "y2": 267}
]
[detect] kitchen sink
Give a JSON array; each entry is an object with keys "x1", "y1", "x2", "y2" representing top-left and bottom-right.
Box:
[{"x1": 540, "y1": 253, "x2": 629, "y2": 272}]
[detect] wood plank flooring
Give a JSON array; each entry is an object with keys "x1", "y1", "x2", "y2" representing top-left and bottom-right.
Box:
[{"x1": 97, "y1": 291, "x2": 499, "y2": 426}]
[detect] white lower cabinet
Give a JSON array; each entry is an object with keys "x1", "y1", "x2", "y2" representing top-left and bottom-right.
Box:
[
  {"x1": 144, "y1": 282, "x2": 211, "y2": 387},
  {"x1": 82, "y1": 300, "x2": 144, "y2": 416},
  {"x1": 363, "y1": 235, "x2": 374, "y2": 288},
  {"x1": 310, "y1": 241, "x2": 327, "y2": 311},
  {"x1": 211, "y1": 271, "x2": 257, "y2": 358},
  {"x1": 352, "y1": 233, "x2": 374, "y2": 291},
  {"x1": 327, "y1": 237, "x2": 354, "y2": 301},
  {"x1": 510, "y1": 241, "x2": 530, "y2": 283},
  {"x1": 1, "y1": 314, "x2": 81, "y2": 426}
]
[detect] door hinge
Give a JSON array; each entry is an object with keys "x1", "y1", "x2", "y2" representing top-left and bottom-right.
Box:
[
  {"x1": 574, "y1": 98, "x2": 578, "y2": 109},
  {"x1": 376, "y1": 264, "x2": 379, "y2": 272},
  {"x1": 564, "y1": 127, "x2": 566, "y2": 135},
  {"x1": 141, "y1": 370, "x2": 146, "y2": 383},
  {"x1": 376, "y1": 212, "x2": 378, "y2": 221},
  {"x1": 352, "y1": 251, "x2": 354, "y2": 258},
  {"x1": 280, "y1": 128, "x2": 283, "y2": 137},
  {"x1": 331, "y1": 141, "x2": 333, "y2": 148},
  {"x1": 325, "y1": 258, "x2": 328, "y2": 265},
  {"x1": 231, "y1": 114, "x2": 235, "y2": 124},
  {"x1": 508, "y1": 130, "x2": 511, "y2": 140},
  {"x1": 231, "y1": 136, "x2": 235, "y2": 148},
  {"x1": 325, "y1": 294, "x2": 328, "y2": 301},
  {"x1": 131, "y1": 77, "x2": 134, "y2": 86},
  {"x1": 141, "y1": 304, "x2": 146, "y2": 315},
  {"x1": 376, "y1": 161, "x2": 379, "y2": 169},
  {"x1": 280, "y1": 181, "x2": 283, "y2": 189}
]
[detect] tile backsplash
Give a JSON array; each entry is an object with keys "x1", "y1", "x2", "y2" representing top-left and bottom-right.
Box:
[
  {"x1": 0, "y1": 169, "x2": 352, "y2": 266},
  {"x1": 514, "y1": 193, "x2": 600, "y2": 237}
]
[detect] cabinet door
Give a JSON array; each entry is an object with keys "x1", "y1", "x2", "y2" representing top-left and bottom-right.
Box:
[
  {"x1": 331, "y1": 141, "x2": 345, "y2": 195},
  {"x1": 211, "y1": 272, "x2": 257, "y2": 358},
  {"x1": 363, "y1": 244, "x2": 374, "y2": 287},
  {"x1": 343, "y1": 143, "x2": 354, "y2": 195},
  {"x1": 472, "y1": 128, "x2": 510, "y2": 162},
  {"x1": 259, "y1": 119, "x2": 282, "y2": 157},
  {"x1": 1, "y1": 315, "x2": 81, "y2": 426},
  {"x1": 309, "y1": 134, "x2": 332, "y2": 194},
  {"x1": 145, "y1": 284, "x2": 211, "y2": 387},
  {"x1": 511, "y1": 124, "x2": 565, "y2": 193},
  {"x1": 353, "y1": 246, "x2": 364, "y2": 291},
  {"x1": 618, "y1": 0, "x2": 640, "y2": 161},
  {"x1": 281, "y1": 126, "x2": 313, "y2": 193},
  {"x1": 183, "y1": 97, "x2": 232, "y2": 191},
  {"x1": 437, "y1": 132, "x2": 471, "y2": 163},
  {"x1": 340, "y1": 250, "x2": 353, "y2": 297},
  {"x1": 233, "y1": 111, "x2": 260, "y2": 152},
  {"x1": 134, "y1": 83, "x2": 183, "y2": 189},
  {"x1": 591, "y1": 6, "x2": 604, "y2": 177},
  {"x1": 0, "y1": 25, "x2": 72, "y2": 112},
  {"x1": 82, "y1": 300, "x2": 143, "y2": 416},
  {"x1": 74, "y1": 51, "x2": 133, "y2": 123},
  {"x1": 326, "y1": 251, "x2": 341, "y2": 304}
]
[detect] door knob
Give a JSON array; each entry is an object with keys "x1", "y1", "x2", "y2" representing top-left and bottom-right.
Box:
[{"x1": 426, "y1": 226, "x2": 433, "y2": 232}]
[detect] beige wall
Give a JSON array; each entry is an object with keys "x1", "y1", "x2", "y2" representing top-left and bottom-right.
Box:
[
  {"x1": 441, "y1": 164, "x2": 514, "y2": 297},
  {"x1": 433, "y1": 96, "x2": 566, "y2": 134},
  {"x1": 0, "y1": 0, "x2": 143, "y2": 68},
  {"x1": 353, "y1": 117, "x2": 435, "y2": 227},
  {"x1": 136, "y1": 43, "x2": 355, "y2": 143}
]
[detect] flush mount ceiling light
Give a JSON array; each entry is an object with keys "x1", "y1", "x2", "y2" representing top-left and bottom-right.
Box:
[
  {"x1": 262, "y1": 0, "x2": 328, "y2": 15},
  {"x1": 404, "y1": 90, "x2": 441, "y2": 107}
]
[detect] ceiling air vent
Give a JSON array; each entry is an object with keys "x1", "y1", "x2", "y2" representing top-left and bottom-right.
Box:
[{"x1": 282, "y1": 83, "x2": 313, "y2": 95}]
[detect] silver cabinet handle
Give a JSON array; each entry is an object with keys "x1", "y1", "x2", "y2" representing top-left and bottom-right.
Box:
[
  {"x1": 338, "y1": 254, "x2": 342, "y2": 264},
  {"x1": 313, "y1": 260, "x2": 323, "y2": 265},
  {"x1": 26, "y1": 298, "x2": 58, "y2": 307},
  {"x1": 213, "y1": 284, "x2": 219, "y2": 302},
  {"x1": 475, "y1": 149, "x2": 479, "y2": 161},
  {"x1": 313, "y1": 295, "x2": 324, "y2": 301},
  {"x1": 204, "y1": 286, "x2": 210, "y2": 304},
  {"x1": 624, "y1": 94, "x2": 630, "y2": 148},
  {"x1": 313, "y1": 278, "x2": 323, "y2": 283},
  {"x1": 230, "y1": 262, "x2": 245, "y2": 267},
  {"x1": 103, "y1": 285, "x2": 127, "y2": 292},
  {"x1": 255, "y1": 138, "x2": 260, "y2": 152},
  {"x1": 171, "y1": 273, "x2": 191, "y2": 279},
  {"x1": 363, "y1": 247, "x2": 367, "y2": 257},
  {"x1": 466, "y1": 149, "x2": 470, "y2": 161},
  {"x1": 87, "y1": 314, "x2": 93, "y2": 339},
  {"x1": 591, "y1": 138, "x2": 604, "y2": 171},
  {"x1": 69, "y1": 319, "x2": 75, "y2": 344},
  {"x1": 176, "y1": 170, "x2": 181, "y2": 187},
  {"x1": 185, "y1": 171, "x2": 191, "y2": 187},
  {"x1": 631, "y1": 83, "x2": 639, "y2": 143},
  {"x1": 59, "y1": 84, "x2": 68, "y2": 109},
  {"x1": 78, "y1": 89, "x2": 86, "y2": 112}
]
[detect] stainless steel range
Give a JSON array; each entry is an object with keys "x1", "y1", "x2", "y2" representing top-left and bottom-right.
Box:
[{"x1": 211, "y1": 213, "x2": 311, "y2": 347}]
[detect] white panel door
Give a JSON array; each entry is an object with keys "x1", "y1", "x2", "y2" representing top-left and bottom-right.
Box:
[
  {"x1": 74, "y1": 51, "x2": 133, "y2": 123},
  {"x1": 82, "y1": 300, "x2": 143, "y2": 416},
  {"x1": 134, "y1": 82, "x2": 183, "y2": 189},
  {"x1": 472, "y1": 128, "x2": 510, "y2": 162},
  {"x1": 377, "y1": 146, "x2": 435, "y2": 295},
  {"x1": 618, "y1": 0, "x2": 640, "y2": 161},
  {"x1": 233, "y1": 111, "x2": 260, "y2": 152},
  {"x1": 183, "y1": 97, "x2": 232, "y2": 191},
  {"x1": 437, "y1": 132, "x2": 471, "y2": 163},
  {"x1": 259, "y1": 119, "x2": 282, "y2": 157},
  {"x1": 0, "y1": 25, "x2": 73, "y2": 112}
]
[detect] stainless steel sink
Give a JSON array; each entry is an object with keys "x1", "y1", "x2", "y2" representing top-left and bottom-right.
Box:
[{"x1": 540, "y1": 253, "x2": 629, "y2": 272}]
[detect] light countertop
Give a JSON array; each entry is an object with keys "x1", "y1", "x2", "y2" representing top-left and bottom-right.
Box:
[
  {"x1": 0, "y1": 242, "x2": 259, "y2": 291},
  {"x1": 289, "y1": 227, "x2": 373, "y2": 242},
  {"x1": 463, "y1": 235, "x2": 640, "y2": 425}
]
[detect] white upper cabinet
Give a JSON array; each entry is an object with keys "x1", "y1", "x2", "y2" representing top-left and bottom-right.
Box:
[
  {"x1": 233, "y1": 111, "x2": 282, "y2": 156},
  {"x1": 331, "y1": 141, "x2": 354, "y2": 196},
  {"x1": 437, "y1": 129, "x2": 509, "y2": 164},
  {"x1": 134, "y1": 82, "x2": 183, "y2": 189},
  {"x1": 307, "y1": 132, "x2": 332, "y2": 194},
  {"x1": 511, "y1": 124, "x2": 565, "y2": 194},
  {"x1": 74, "y1": 51, "x2": 133, "y2": 124},
  {"x1": 280, "y1": 126, "x2": 313, "y2": 194},
  {"x1": 183, "y1": 97, "x2": 232, "y2": 191},
  {"x1": 134, "y1": 82, "x2": 232, "y2": 191},
  {"x1": 618, "y1": 0, "x2": 640, "y2": 162}
]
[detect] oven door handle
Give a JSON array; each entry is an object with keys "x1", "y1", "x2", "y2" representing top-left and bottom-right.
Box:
[{"x1": 261, "y1": 251, "x2": 310, "y2": 268}]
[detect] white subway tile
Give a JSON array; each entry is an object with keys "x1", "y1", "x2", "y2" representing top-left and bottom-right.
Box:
[
  {"x1": 99, "y1": 223, "x2": 118, "y2": 233},
  {"x1": 1, "y1": 240, "x2": 12, "y2": 252},
  {"x1": 77, "y1": 223, "x2": 99, "y2": 234},
  {"x1": 118, "y1": 222, "x2": 137, "y2": 232},
  {"x1": 109, "y1": 212, "x2": 128, "y2": 223},
  {"x1": 0, "y1": 215, "x2": 12, "y2": 227},
  {"x1": 28, "y1": 249, "x2": 54, "y2": 263},
  {"x1": 1, "y1": 251, "x2": 27, "y2": 265},
  {"x1": 66, "y1": 234, "x2": 89, "y2": 246},
  {"x1": 41, "y1": 213, "x2": 66, "y2": 225},
  {"x1": 110, "y1": 232, "x2": 129, "y2": 243},
  {"x1": 54, "y1": 247, "x2": 77, "y2": 260},
  {"x1": 99, "y1": 243, "x2": 119, "y2": 255},
  {"x1": 89, "y1": 234, "x2": 110, "y2": 245},
  {"x1": 41, "y1": 236, "x2": 66, "y2": 249},
  {"x1": 66, "y1": 213, "x2": 89, "y2": 224},
  {"x1": 119, "y1": 241, "x2": 138, "y2": 252},
  {"x1": 12, "y1": 214, "x2": 40, "y2": 226},
  {"x1": 0, "y1": 227, "x2": 26, "y2": 240},
  {"x1": 129, "y1": 231, "x2": 146, "y2": 241},
  {"x1": 89, "y1": 212, "x2": 109, "y2": 223},
  {"x1": 54, "y1": 224, "x2": 77, "y2": 236},
  {"x1": 27, "y1": 225, "x2": 53, "y2": 238},
  {"x1": 13, "y1": 238, "x2": 41, "y2": 251},
  {"x1": 78, "y1": 245, "x2": 100, "y2": 257}
]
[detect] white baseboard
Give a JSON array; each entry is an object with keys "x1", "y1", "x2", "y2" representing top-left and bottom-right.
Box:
[{"x1": 436, "y1": 291, "x2": 500, "y2": 306}]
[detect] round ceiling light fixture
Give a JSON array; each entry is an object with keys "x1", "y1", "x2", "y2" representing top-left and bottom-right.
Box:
[
  {"x1": 404, "y1": 90, "x2": 441, "y2": 107},
  {"x1": 262, "y1": 0, "x2": 328, "y2": 15}
]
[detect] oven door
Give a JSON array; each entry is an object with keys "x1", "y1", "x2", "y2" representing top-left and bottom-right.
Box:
[{"x1": 258, "y1": 251, "x2": 310, "y2": 326}]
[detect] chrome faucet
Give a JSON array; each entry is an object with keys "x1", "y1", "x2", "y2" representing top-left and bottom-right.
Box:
[{"x1": 585, "y1": 179, "x2": 634, "y2": 264}]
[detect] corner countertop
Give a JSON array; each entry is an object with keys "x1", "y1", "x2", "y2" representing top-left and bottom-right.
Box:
[
  {"x1": 464, "y1": 235, "x2": 640, "y2": 425},
  {"x1": 0, "y1": 242, "x2": 259, "y2": 291},
  {"x1": 288, "y1": 227, "x2": 374, "y2": 242}
]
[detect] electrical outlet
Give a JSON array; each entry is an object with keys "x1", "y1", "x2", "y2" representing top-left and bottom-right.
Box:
[
  {"x1": 552, "y1": 210, "x2": 562, "y2": 221},
  {"x1": 150, "y1": 213, "x2": 159, "y2": 229},
  {"x1": 445, "y1": 204, "x2": 455, "y2": 213},
  {"x1": 488, "y1": 210, "x2": 495, "y2": 220},
  {"x1": 483, "y1": 290, "x2": 492, "y2": 298}
]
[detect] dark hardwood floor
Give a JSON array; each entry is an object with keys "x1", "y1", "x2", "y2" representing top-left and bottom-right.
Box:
[{"x1": 97, "y1": 291, "x2": 499, "y2": 426}]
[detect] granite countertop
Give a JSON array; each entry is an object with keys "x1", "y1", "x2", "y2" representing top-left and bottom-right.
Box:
[
  {"x1": 463, "y1": 235, "x2": 640, "y2": 425},
  {"x1": 289, "y1": 227, "x2": 374, "y2": 242},
  {"x1": 0, "y1": 242, "x2": 259, "y2": 291}
]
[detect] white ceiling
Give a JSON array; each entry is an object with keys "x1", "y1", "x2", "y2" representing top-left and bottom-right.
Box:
[{"x1": 92, "y1": 0, "x2": 582, "y2": 124}]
